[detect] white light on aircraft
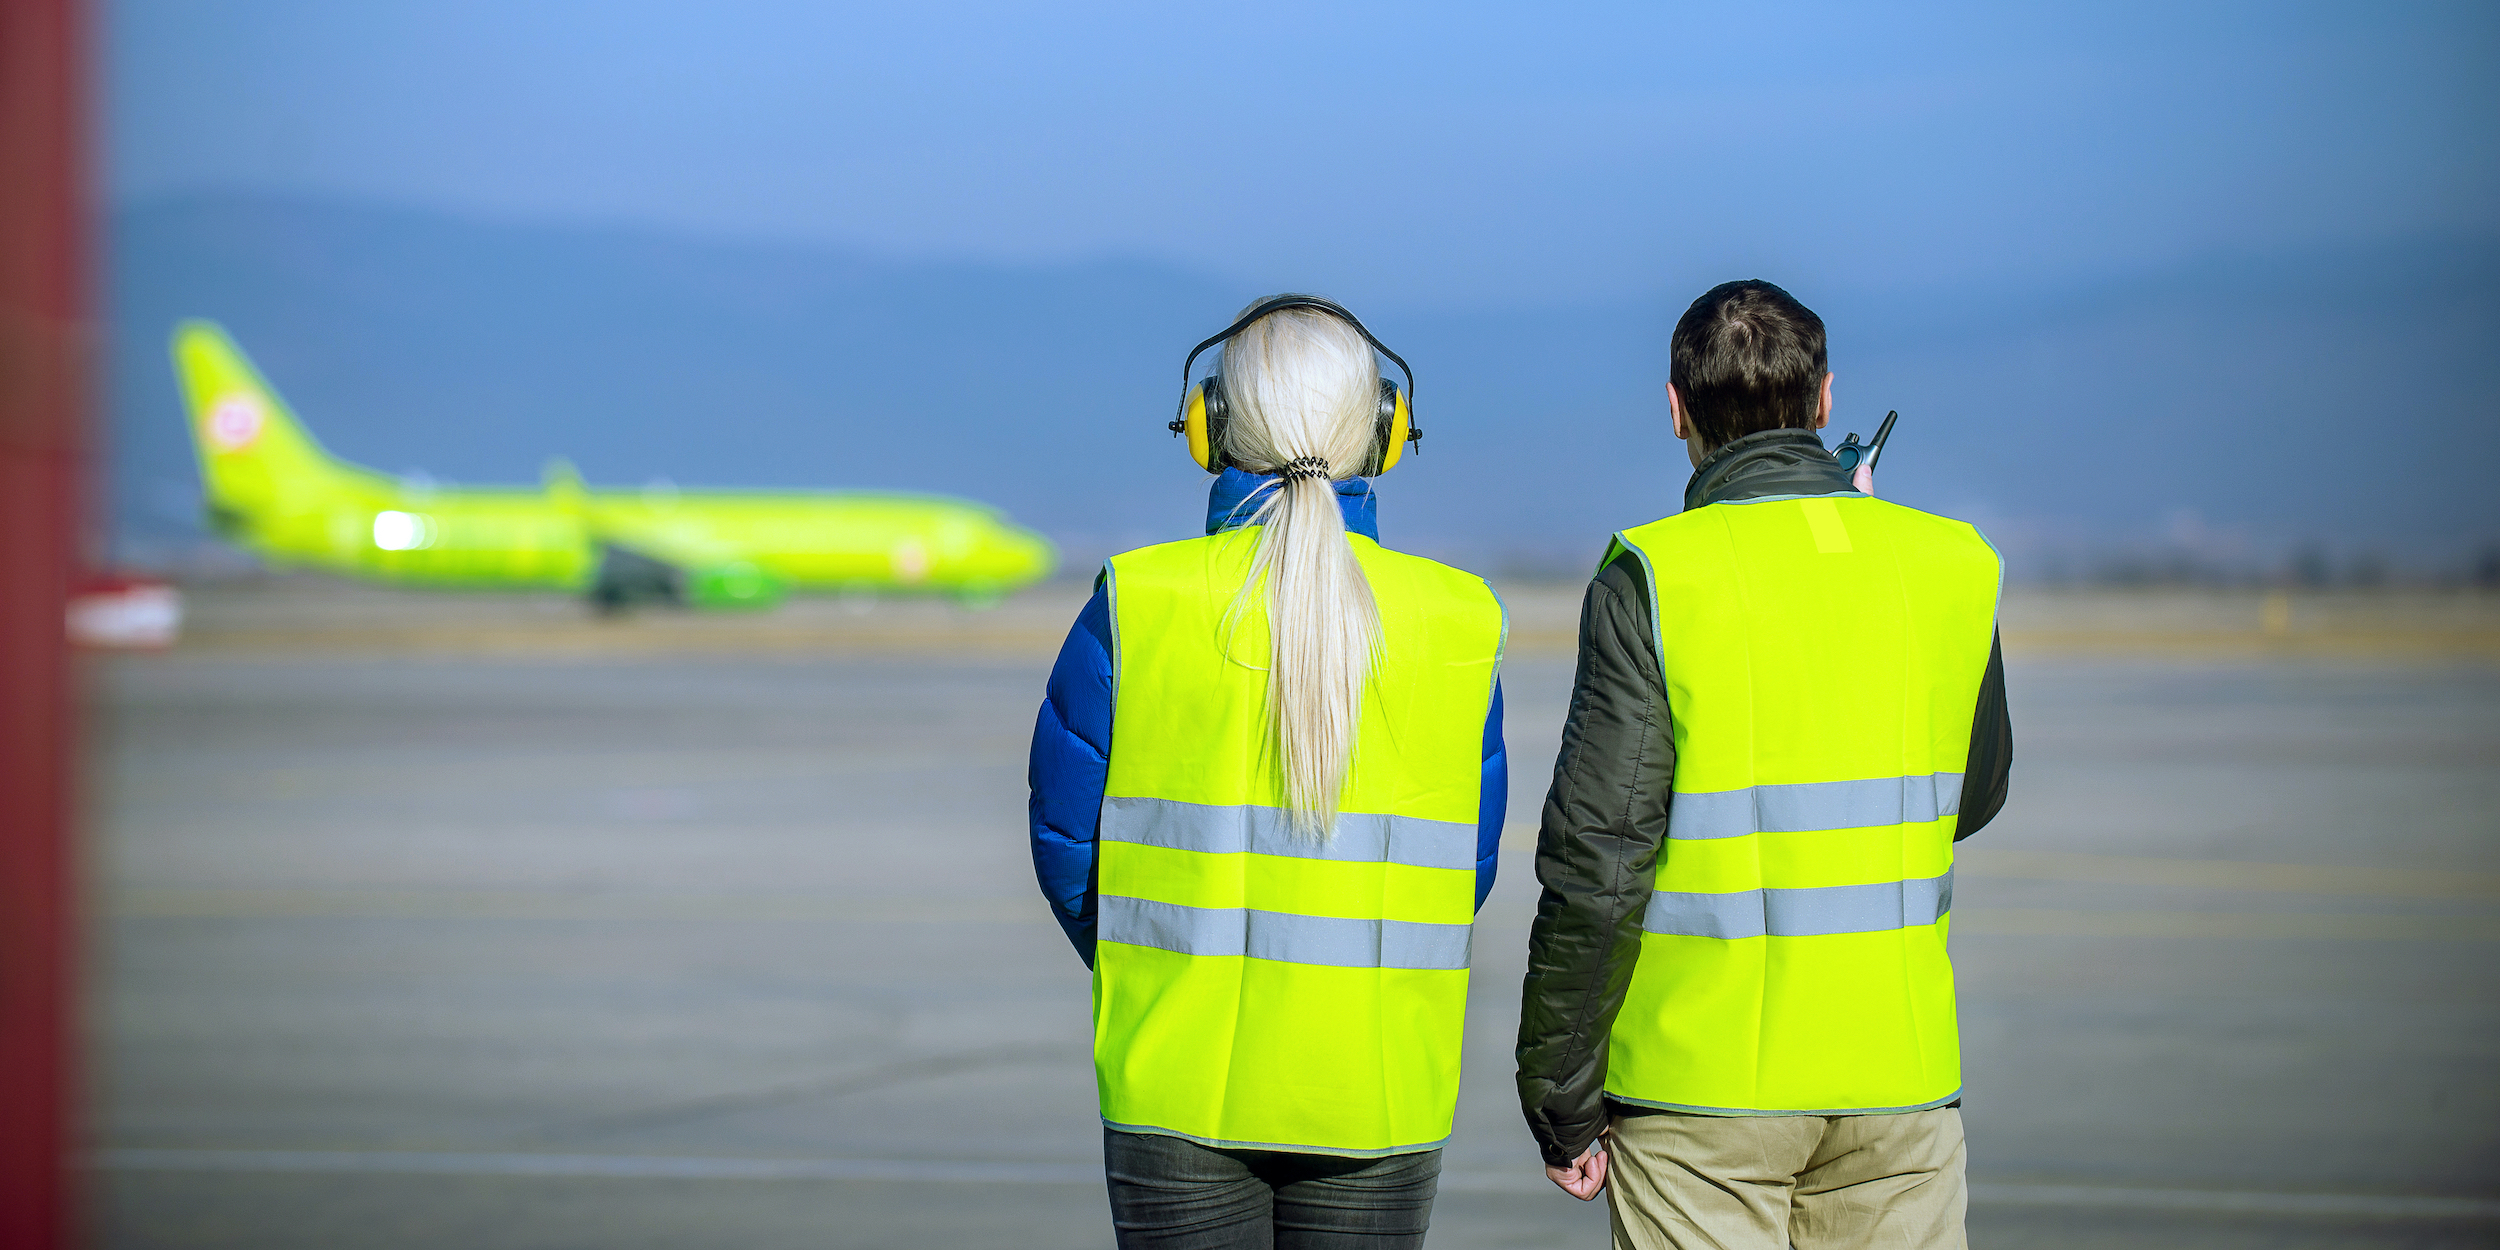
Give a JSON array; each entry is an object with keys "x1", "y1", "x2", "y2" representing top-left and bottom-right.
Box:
[{"x1": 372, "y1": 510, "x2": 435, "y2": 551}]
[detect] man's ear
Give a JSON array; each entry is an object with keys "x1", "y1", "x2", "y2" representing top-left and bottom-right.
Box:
[
  {"x1": 1668, "y1": 383, "x2": 1691, "y2": 442},
  {"x1": 1814, "y1": 373, "x2": 1833, "y2": 431}
]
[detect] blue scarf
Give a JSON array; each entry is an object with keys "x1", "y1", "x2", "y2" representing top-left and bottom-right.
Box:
[{"x1": 1204, "y1": 467, "x2": 1380, "y2": 540}]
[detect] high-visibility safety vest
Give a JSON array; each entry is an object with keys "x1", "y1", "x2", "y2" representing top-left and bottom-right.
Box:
[
  {"x1": 1095, "y1": 524, "x2": 1505, "y2": 1155},
  {"x1": 1606, "y1": 492, "x2": 1999, "y2": 1116}
]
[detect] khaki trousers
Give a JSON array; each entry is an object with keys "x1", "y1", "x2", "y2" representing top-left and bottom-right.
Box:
[{"x1": 1604, "y1": 1107, "x2": 1966, "y2": 1250}]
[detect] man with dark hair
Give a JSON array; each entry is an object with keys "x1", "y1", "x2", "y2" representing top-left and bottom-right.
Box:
[
  {"x1": 1515, "y1": 280, "x2": 2012, "y2": 1249},
  {"x1": 1666, "y1": 282, "x2": 1828, "y2": 444}
]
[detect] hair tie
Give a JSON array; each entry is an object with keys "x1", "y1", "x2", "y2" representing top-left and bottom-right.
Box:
[{"x1": 1280, "y1": 456, "x2": 1332, "y2": 481}]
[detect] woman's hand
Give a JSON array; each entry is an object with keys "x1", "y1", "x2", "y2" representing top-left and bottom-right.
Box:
[{"x1": 1544, "y1": 1141, "x2": 1608, "y2": 1200}]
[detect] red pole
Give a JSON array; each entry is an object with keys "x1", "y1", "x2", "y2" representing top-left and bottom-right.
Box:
[{"x1": 0, "y1": 0, "x2": 88, "y2": 1244}]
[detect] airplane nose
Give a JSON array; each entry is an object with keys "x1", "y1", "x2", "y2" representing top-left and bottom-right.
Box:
[{"x1": 1011, "y1": 527, "x2": 1058, "y2": 581}]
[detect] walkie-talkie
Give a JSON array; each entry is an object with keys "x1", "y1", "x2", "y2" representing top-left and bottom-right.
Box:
[{"x1": 1832, "y1": 410, "x2": 1898, "y2": 474}]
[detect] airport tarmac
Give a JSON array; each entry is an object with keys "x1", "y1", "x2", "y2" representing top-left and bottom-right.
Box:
[{"x1": 87, "y1": 582, "x2": 2500, "y2": 1248}]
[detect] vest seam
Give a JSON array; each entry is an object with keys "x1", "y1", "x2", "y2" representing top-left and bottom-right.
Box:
[
  {"x1": 1483, "y1": 577, "x2": 1508, "y2": 917},
  {"x1": 1602, "y1": 1088, "x2": 1962, "y2": 1118},
  {"x1": 1706, "y1": 489, "x2": 1868, "y2": 507},
  {"x1": 1618, "y1": 533, "x2": 1669, "y2": 681},
  {"x1": 1100, "y1": 560, "x2": 1123, "y2": 709},
  {"x1": 1103, "y1": 1118, "x2": 1449, "y2": 1158},
  {"x1": 1955, "y1": 524, "x2": 2007, "y2": 843},
  {"x1": 1486, "y1": 577, "x2": 1509, "y2": 690}
]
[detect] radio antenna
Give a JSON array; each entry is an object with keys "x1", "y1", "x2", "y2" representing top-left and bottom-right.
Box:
[{"x1": 1863, "y1": 410, "x2": 1899, "y2": 470}]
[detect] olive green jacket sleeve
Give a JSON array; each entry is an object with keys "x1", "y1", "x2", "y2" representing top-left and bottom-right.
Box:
[{"x1": 1515, "y1": 551, "x2": 1671, "y2": 1168}]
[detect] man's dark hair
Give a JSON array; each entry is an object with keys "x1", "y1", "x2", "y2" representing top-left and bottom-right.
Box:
[{"x1": 1669, "y1": 280, "x2": 1828, "y2": 449}]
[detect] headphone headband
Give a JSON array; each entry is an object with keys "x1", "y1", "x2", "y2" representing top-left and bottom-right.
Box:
[{"x1": 1179, "y1": 295, "x2": 1416, "y2": 411}]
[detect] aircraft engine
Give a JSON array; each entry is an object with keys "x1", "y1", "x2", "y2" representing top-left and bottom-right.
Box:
[{"x1": 687, "y1": 562, "x2": 787, "y2": 610}]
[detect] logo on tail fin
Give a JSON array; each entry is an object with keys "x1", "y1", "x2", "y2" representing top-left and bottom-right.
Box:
[{"x1": 206, "y1": 395, "x2": 265, "y2": 452}]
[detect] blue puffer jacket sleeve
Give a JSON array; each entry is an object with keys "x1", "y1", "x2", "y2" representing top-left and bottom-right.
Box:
[
  {"x1": 1478, "y1": 680, "x2": 1507, "y2": 911},
  {"x1": 1029, "y1": 580, "x2": 1114, "y2": 967}
]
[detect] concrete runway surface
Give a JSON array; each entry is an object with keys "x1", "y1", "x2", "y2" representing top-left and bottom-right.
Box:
[{"x1": 88, "y1": 584, "x2": 2500, "y2": 1248}]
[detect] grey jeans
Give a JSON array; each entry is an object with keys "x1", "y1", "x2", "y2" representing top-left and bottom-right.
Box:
[{"x1": 1102, "y1": 1127, "x2": 1443, "y2": 1250}]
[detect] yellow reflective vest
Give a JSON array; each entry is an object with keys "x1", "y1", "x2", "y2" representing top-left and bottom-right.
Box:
[
  {"x1": 1094, "y1": 525, "x2": 1505, "y2": 1155},
  {"x1": 1606, "y1": 493, "x2": 1999, "y2": 1115}
]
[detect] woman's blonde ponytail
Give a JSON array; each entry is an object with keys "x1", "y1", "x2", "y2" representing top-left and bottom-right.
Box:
[{"x1": 1213, "y1": 302, "x2": 1386, "y2": 840}]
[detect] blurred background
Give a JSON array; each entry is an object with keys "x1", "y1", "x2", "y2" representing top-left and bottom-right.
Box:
[
  {"x1": 102, "y1": 0, "x2": 2500, "y2": 581},
  {"x1": 63, "y1": 2, "x2": 2500, "y2": 1248}
]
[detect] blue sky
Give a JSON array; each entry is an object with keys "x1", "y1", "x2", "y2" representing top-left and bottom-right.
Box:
[
  {"x1": 111, "y1": 1, "x2": 2498, "y2": 310},
  {"x1": 102, "y1": 3, "x2": 2500, "y2": 575}
]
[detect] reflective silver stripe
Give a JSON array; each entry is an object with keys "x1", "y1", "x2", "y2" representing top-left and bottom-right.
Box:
[
  {"x1": 1642, "y1": 870, "x2": 1953, "y2": 939},
  {"x1": 1100, "y1": 896, "x2": 1472, "y2": 970},
  {"x1": 1101, "y1": 796, "x2": 1476, "y2": 871},
  {"x1": 1667, "y1": 773, "x2": 1963, "y2": 841}
]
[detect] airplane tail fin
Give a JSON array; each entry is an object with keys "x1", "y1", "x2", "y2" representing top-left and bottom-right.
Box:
[{"x1": 170, "y1": 321, "x2": 359, "y2": 535}]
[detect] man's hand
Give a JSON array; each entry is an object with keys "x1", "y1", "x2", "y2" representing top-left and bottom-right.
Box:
[
  {"x1": 1544, "y1": 1141, "x2": 1608, "y2": 1200},
  {"x1": 1852, "y1": 464, "x2": 1875, "y2": 496}
]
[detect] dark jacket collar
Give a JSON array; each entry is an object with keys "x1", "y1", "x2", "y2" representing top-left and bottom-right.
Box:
[
  {"x1": 1206, "y1": 466, "x2": 1380, "y2": 540},
  {"x1": 1683, "y1": 428, "x2": 1859, "y2": 512}
]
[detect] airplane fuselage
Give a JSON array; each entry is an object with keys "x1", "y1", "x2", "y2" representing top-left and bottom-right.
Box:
[{"x1": 176, "y1": 321, "x2": 1056, "y2": 608}]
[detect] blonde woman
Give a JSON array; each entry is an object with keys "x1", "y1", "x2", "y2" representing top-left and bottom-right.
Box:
[{"x1": 1028, "y1": 296, "x2": 1507, "y2": 1248}]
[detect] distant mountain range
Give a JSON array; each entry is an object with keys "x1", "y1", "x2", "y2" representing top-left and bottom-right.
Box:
[{"x1": 110, "y1": 194, "x2": 2499, "y2": 581}]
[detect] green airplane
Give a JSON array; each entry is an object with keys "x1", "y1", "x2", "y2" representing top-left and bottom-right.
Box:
[{"x1": 172, "y1": 320, "x2": 1055, "y2": 609}]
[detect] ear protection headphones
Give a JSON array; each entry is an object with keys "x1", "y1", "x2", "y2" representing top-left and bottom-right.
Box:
[{"x1": 1167, "y1": 294, "x2": 1420, "y2": 477}]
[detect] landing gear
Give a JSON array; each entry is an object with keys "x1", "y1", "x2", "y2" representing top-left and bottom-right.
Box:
[{"x1": 589, "y1": 544, "x2": 683, "y2": 616}]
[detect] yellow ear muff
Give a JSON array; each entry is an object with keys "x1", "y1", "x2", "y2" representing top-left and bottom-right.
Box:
[
  {"x1": 1182, "y1": 381, "x2": 1215, "y2": 472},
  {"x1": 1375, "y1": 387, "x2": 1411, "y2": 474}
]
